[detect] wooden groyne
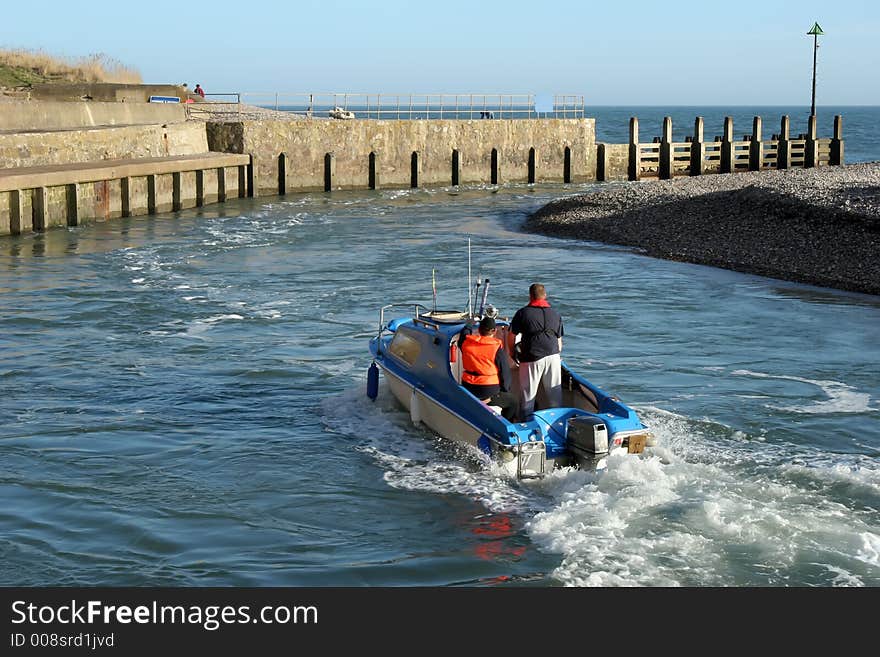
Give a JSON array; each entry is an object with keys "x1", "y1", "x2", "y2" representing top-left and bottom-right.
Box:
[{"x1": 598, "y1": 114, "x2": 845, "y2": 182}]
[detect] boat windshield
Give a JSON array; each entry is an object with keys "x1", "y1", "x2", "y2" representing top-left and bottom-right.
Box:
[
  {"x1": 418, "y1": 310, "x2": 469, "y2": 324},
  {"x1": 388, "y1": 329, "x2": 421, "y2": 365}
]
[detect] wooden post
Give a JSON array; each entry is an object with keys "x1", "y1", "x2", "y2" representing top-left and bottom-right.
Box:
[
  {"x1": 32, "y1": 186, "x2": 47, "y2": 231},
  {"x1": 217, "y1": 167, "x2": 227, "y2": 202},
  {"x1": 324, "y1": 153, "x2": 335, "y2": 192},
  {"x1": 628, "y1": 117, "x2": 640, "y2": 181},
  {"x1": 805, "y1": 115, "x2": 818, "y2": 168},
  {"x1": 66, "y1": 183, "x2": 79, "y2": 226},
  {"x1": 720, "y1": 117, "x2": 734, "y2": 173},
  {"x1": 172, "y1": 172, "x2": 182, "y2": 211},
  {"x1": 247, "y1": 155, "x2": 256, "y2": 197},
  {"x1": 451, "y1": 149, "x2": 460, "y2": 187},
  {"x1": 777, "y1": 116, "x2": 791, "y2": 169},
  {"x1": 659, "y1": 116, "x2": 673, "y2": 179},
  {"x1": 830, "y1": 115, "x2": 844, "y2": 165},
  {"x1": 196, "y1": 169, "x2": 205, "y2": 206},
  {"x1": 276, "y1": 155, "x2": 286, "y2": 196},
  {"x1": 9, "y1": 189, "x2": 24, "y2": 235},
  {"x1": 528, "y1": 147, "x2": 536, "y2": 184},
  {"x1": 96, "y1": 180, "x2": 110, "y2": 219},
  {"x1": 121, "y1": 176, "x2": 132, "y2": 217},
  {"x1": 690, "y1": 117, "x2": 705, "y2": 176},
  {"x1": 237, "y1": 165, "x2": 246, "y2": 198},
  {"x1": 749, "y1": 116, "x2": 763, "y2": 171},
  {"x1": 410, "y1": 151, "x2": 420, "y2": 188},
  {"x1": 147, "y1": 174, "x2": 158, "y2": 214},
  {"x1": 370, "y1": 152, "x2": 380, "y2": 190},
  {"x1": 563, "y1": 146, "x2": 571, "y2": 183},
  {"x1": 597, "y1": 143, "x2": 607, "y2": 181}
]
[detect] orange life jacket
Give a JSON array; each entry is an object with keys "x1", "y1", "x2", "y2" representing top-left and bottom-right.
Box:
[{"x1": 461, "y1": 334, "x2": 501, "y2": 386}]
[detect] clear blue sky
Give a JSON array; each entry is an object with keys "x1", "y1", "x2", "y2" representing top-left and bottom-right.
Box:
[{"x1": 4, "y1": 0, "x2": 878, "y2": 105}]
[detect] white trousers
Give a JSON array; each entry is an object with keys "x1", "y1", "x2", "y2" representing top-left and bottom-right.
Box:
[{"x1": 518, "y1": 353, "x2": 562, "y2": 417}]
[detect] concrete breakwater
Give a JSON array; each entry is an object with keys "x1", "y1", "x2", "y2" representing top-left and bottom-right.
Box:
[
  {"x1": 0, "y1": 98, "x2": 848, "y2": 238},
  {"x1": 526, "y1": 162, "x2": 880, "y2": 296},
  {"x1": 206, "y1": 118, "x2": 596, "y2": 194},
  {"x1": 0, "y1": 105, "x2": 248, "y2": 234}
]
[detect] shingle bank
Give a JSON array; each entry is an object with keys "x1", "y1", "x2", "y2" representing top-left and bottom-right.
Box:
[{"x1": 526, "y1": 163, "x2": 880, "y2": 296}]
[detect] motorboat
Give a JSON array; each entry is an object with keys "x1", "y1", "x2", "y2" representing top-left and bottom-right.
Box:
[
  {"x1": 328, "y1": 106, "x2": 355, "y2": 120},
  {"x1": 367, "y1": 290, "x2": 656, "y2": 479}
]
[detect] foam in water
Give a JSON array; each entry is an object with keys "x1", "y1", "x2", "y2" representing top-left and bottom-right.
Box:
[
  {"x1": 732, "y1": 369, "x2": 876, "y2": 414},
  {"x1": 320, "y1": 386, "x2": 539, "y2": 514},
  {"x1": 856, "y1": 533, "x2": 880, "y2": 568},
  {"x1": 322, "y1": 388, "x2": 880, "y2": 586},
  {"x1": 527, "y1": 407, "x2": 880, "y2": 586}
]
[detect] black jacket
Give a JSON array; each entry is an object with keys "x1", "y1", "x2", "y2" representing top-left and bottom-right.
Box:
[{"x1": 510, "y1": 304, "x2": 563, "y2": 362}]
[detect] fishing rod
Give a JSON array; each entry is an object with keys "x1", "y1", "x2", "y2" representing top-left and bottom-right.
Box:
[
  {"x1": 478, "y1": 278, "x2": 491, "y2": 316},
  {"x1": 471, "y1": 275, "x2": 483, "y2": 319},
  {"x1": 466, "y1": 238, "x2": 472, "y2": 317}
]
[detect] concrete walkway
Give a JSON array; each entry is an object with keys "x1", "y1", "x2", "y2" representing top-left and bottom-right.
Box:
[{"x1": 0, "y1": 153, "x2": 249, "y2": 192}]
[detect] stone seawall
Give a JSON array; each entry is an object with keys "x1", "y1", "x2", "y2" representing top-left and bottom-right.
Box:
[
  {"x1": 207, "y1": 118, "x2": 597, "y2": 194},
  {"x1": 0, "y1": 122, "x2": 208, "y2": 169},
  {"x1": 0, "y1": 100, "x2": 186, "y2": 131},
  {"x1": 526, "y1": 163, "x2": 880, "y2": 296},
  {"x1": 0, "y1": 118, "x2": 237, "y2": 235}
]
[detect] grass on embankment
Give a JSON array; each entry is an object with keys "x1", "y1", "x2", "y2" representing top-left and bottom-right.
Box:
[{"x1": 0, "y1": 48, "x2": 141, "y2": 88}]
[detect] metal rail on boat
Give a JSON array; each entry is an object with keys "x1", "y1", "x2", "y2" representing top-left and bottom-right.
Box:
[{"x1": 377, "y1": 303, "x2": 429, "y2": 334}]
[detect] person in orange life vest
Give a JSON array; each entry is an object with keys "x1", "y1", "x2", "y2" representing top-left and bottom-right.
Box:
[
  {"x1": 458, "y1": 316, "x2": 520, "y2": 422},
  {"x1": 510, "y1": 282, "x2": 564, "y2": 417},
  {"x1": 194, "y1": 84, "x2": 205, "y2": 98}
]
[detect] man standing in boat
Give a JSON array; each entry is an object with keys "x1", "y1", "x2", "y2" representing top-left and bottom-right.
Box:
[
  {"x1": 459, "y1": 316, "x2": 519, "y2": 421},
  {"x1": 510, "y1": 283, "x2": 564, "y2": 417}
]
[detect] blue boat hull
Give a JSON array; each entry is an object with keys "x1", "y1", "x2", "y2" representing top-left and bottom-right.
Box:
[{"x1": 368, "y1": 308, "x2": 653, "y2": 478}]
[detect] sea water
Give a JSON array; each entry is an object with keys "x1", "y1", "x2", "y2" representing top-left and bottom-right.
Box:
[{"x1": 1, "y1": 181, "x2": 878, "y2": 587}]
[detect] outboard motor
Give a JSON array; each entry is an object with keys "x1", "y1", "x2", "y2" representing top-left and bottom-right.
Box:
[{"x1": 566, "y1": 416, "x2": 609, "y2": 466}]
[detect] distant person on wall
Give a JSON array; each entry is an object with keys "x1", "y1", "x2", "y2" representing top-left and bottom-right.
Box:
[
  {"x1": 510, "y1": 283, "x2": 564, "y2": 417},
  {"x1": 194, "y1": 84, "x2": 205, "y2": 98}
]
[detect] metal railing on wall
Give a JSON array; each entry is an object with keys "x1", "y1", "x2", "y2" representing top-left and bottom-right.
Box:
[
  {"x1": 188, "y1": 93, "x2": 586, "y2": 120},
  {"x1": 184, "y1": 93, "x2": 243, "y2": 120}
]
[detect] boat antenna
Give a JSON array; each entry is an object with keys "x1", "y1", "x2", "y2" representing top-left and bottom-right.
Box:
[
  {"x1": 467, "y1": 237, "x2": 472, "y2": 317},
  {"x1": 479, "y1": 278, "x2": 491, "y2": 316},
  {"x1": 432, "y1": 268, "x2": 437, "y2": 313}
]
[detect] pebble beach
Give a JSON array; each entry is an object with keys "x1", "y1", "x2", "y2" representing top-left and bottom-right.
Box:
[{"x1": 527, "y1": 163, "x2": 880, "y2": 296}]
